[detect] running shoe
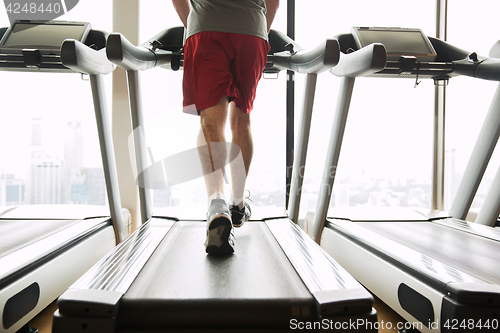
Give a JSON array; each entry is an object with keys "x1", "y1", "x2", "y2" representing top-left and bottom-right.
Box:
[
  {"x1": 205, "y1": 199, "x2": 235, "y2": 254},
  {"x1": 230, "y1": 200, "x2": 251, "y2": 228}
]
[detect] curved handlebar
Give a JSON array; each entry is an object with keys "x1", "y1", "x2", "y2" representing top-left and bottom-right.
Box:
[
  {"x1": 61, "y1": 39, "x2": 116, "y2": 75},
  {"x1": 106, "y1": 27, "x2": 341, "y2": 74},
  {"x1": 271, "y1": 38, "x2": 340, "y2": 74},
  {"x1": 106, "y1": 33, "x2": 162, "y2": 71},
  {"x1": 330, "y1": 43, "x2": 386, "y2": 77},
  {"x1": 329, "y1": 33, "x2": 500, "y2": 82},
  {"x1": 106, "y1": 33, "x2": 180, "y2": 71}
]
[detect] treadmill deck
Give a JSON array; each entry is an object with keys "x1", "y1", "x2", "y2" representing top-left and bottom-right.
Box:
[
  {"x1": 357, "y1": 220, "x2": 500, "y2": 285},
  {"x1": 118, "y1": 221, "x2": 315, "y2": 330},
  {"x1": 0, "y1": 219, "x2": 83, "y2": 259}
]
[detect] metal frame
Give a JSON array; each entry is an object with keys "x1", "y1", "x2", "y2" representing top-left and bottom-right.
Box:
[
  {"x1": 307, "y1": 39, "x2": 387, "y2": 243},
  {"x1": 311, "y1": 77, "x2": 356, "y2": 242},
  {"x1": 90, "y1": 74, "x2": 126, "y2": 243},
  {"x1": 60, "y1": 36, "x2": 126, "y2": 242},
  {"x1": 287, "y1": 73, "x2": 317, "y2": 223},
  {"x1": 285, "y1": 0, "x2": 296, "y2": 208},
  {"x1": 126, "y1": 70, "x2": 153, "y2": 223},
  {"x1": 433, "y1": 80, "x2": 447, "y2": 211},
  {"x1": 475, "y1": 162, "x2": 500, "y2": 226},
  {"x1": 448, "y1": 84, "x2": 500, "y2": 219},
  {"x1": 433, "y1": 0, "x2": 447, "y2": 211}
]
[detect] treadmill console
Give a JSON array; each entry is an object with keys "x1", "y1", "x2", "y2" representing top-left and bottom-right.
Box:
[
  {"x1": 0, "y1": 20, "x2": 91, "y2": 55},
  {"x1": 351, "y1": 26, "x2": 437, "y2": 62}
]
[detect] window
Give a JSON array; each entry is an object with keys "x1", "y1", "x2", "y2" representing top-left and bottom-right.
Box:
[
  {"x1": 0, "y1": 0, "x2": 112, "y2": 208},
  {"x1": 139, "y1": 1, "x2": 288, "y2": 218},
  {"x1": 295, "y1": 0, "x2": 436, "y2": 218},
  {"x1": 446, "y1": 0, "x2": 500, "y2": 215}
]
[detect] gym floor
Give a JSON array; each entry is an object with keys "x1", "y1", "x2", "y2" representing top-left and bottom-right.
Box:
[{"x1": 30, "y1": 296, "x2": 407, "y2": 332}]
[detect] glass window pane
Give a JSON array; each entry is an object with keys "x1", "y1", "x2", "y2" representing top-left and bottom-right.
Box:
[
  {"x1": 139, "y1": 1, "x2": 287, "y2": 218},
  {"x1": 0, "y1": 1, "x2": 112, "y2": 210},
  {"x1": 296, "y1": 0, "x2": 436, "y2": 218},
  {"x1": 446, "y1": 0, "x2": 500, "y2": 216}
]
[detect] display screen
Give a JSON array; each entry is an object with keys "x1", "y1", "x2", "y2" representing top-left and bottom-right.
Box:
[
  {"x1": 352, "y1": 27, "x2": 436, "y2": 59},
  {"x1": 1, "y1": 22, "x2": 89, "y2": 48}
]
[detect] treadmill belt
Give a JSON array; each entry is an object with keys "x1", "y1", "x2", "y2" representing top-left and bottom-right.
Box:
[
  {"x1": 117, "y1": 221, "x2": 315, "y2": 330},
  {"x1": 0, "y1": 219, "x2": 82, "y2": 258},
  {"x1": 357, "y1": 221, "x2": 500, "y2": 284}
]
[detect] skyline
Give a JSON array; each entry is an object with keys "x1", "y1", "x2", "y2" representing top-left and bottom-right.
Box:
[
  {"x1": 0, "y1": 118, "x2": 106, "y2": 206},
  {"x1": 0, "y1": 113, "x2": 488, "y2": 219}
]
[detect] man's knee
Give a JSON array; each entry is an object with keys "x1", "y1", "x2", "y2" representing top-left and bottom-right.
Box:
[
  {"x1": 200, "y1": 96, "x2": 229, "y2": 135},
  {"x1": 201, "y1": 116, "x2": 225, "y2": 135},
  {"x1": 230, "y1": 108, "x2": 251, "y2": 133}
]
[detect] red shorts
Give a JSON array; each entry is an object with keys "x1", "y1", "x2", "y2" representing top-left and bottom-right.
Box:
[{"x1": 182, "y1": 31, "x2": 270, "y2": 114}]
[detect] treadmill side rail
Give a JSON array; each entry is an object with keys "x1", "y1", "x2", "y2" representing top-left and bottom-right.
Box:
[
  {"x1": 326, "y1": 219, "x2": 483, "y2": 292},
  {"x1": 433, "y1": 218, "x2": 500, "y2": 242},
  {"x1": 68, "y1": 218, "x2": 175, "y2": 293},
  {"x1": 52, "y1": 309, "x2": 115, "y2": 333},
  {"x1": 0, "y1": 218, "x2": 111, "y2": 287},
  {"x1": 443, "y1": 282, "x2": 500, "y2": 330},
  {"x1": 265, "y1": 218, "x2": 375, "y2": 319},
  {"x1": 441, "y1": 295, "x2": 500, "y2": 333},
  {"x1": 54, "y1": 218, "x2": 176, "y2": 333},
  {"x1": 446, "y1": 282, "x2": 500, "y2": 306},
  {"x1": 56, "y1": 289, "x2": 123, "y2": 318}
]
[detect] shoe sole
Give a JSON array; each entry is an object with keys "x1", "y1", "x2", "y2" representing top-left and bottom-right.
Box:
[
  {"x1": 205, "y1": 214, "x2": 234, "y2": 254},
  {"x1": 232, "y1": 219, "x2": 245, "y2": 228}
]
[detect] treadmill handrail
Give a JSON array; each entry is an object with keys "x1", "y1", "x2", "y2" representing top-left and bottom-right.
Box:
[
  {"x1": 59, "y1": 30, "x2": 126, "y2": 243},
  {"x1": 61, "y1": 39, "x2": 116, "y2": 75},
  {"x1": 107, "y1": 28, "x2": 341, "y2": 74},
  {"x1": 106, "y1": 33, "x2": 173, "y2": 71},
  {"x1": 468, "y1": 57, "x2": 500, "y2": 81},
  {"x1": 270, "y1": 38, "x2": 340, "y2": 74},
  {"x1": 330, "y1": 42, "x2": 386, "y2": 77}
]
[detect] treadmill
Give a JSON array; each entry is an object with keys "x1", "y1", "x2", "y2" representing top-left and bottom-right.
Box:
[
  {"x1": 51, "y1": 28, "x2": 379, "y2": 332},
  {"x1": 309, "y1": 27, "x2": 500, "y2": 332},
  {"x1": 0, "y1": 20, "x2": 126, "y2": 333}
]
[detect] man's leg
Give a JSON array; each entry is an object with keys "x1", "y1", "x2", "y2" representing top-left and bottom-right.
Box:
[
  {"x1": 229, "y1": 102, "x2": 253, "y2": 226},
  {"x1": 198, "y1": 95, "x2": 229, "y2": 198},
  {"x1": 198, "y1": 95, "x2": 235, "y2": 254}
]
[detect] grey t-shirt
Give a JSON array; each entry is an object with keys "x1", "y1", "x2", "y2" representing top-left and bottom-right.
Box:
[{"x1": 186, "y1": 0, "x2": 268, "y2": 41}]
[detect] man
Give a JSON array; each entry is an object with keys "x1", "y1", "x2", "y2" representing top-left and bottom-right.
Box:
[{"x1": 172, "y1": 0, "x2": 279, "y2": 254}]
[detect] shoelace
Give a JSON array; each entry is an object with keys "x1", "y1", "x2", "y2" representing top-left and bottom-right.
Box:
[{"x1": 244, "y1": 190, "x2": 253, "y2": 203}]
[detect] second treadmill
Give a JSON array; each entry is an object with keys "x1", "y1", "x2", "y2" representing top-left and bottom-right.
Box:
[
  {"x1": 310, "y1": 27, "x2": 500, "y2": 333},
  {"x1": 0, "y1": 20, "x2": 127, "y2": 333}
]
